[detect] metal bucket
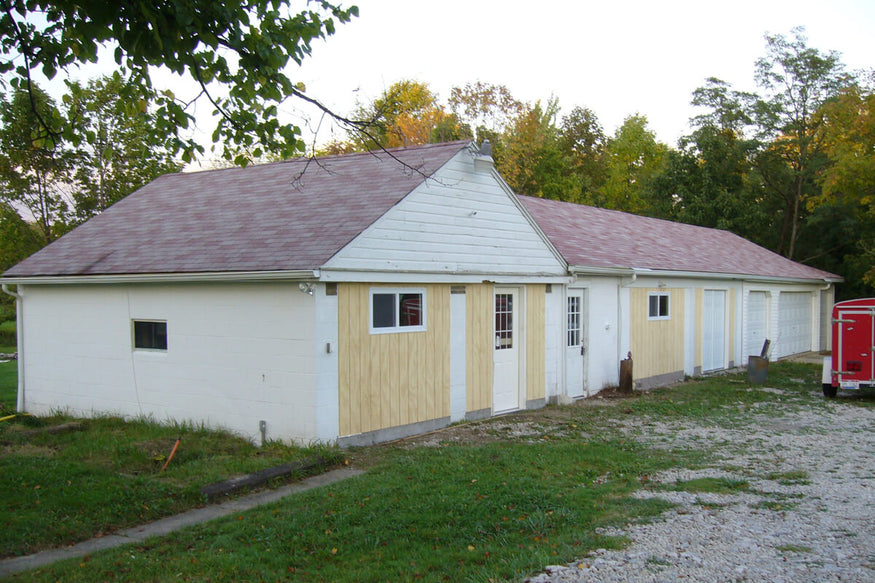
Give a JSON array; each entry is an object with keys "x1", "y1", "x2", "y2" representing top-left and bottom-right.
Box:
[{"x1": 748, "y1": 356, "x2": 769, "y2": 384}]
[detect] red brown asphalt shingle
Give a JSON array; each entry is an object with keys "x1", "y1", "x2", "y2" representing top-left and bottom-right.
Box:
[
  {"x1": 3, "y1": 140, "x2": 838, "y2": 283},
  {"x1": 5, "y1": 142, "x2": 470, "y2": 277},
  {"x1": 519, "y1": 195, "x2": 838, "y2": 281}
]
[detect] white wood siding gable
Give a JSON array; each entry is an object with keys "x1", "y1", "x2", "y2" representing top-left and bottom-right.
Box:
[{"x1": 323, "y1": 150, "x2": 566, "y2": 278}]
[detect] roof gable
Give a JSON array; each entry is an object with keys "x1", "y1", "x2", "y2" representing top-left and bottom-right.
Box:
[
  {"x1": 5, "y1": 142, "x2": 470, "y2": 277},
  {"x1": 324, "y1": 148, "x2": 567, "y2": 277},
  {"x1": 519, "y1": 195, "x2": 839, "y2": 281}
]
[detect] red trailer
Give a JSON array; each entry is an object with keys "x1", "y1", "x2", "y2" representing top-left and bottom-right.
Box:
[{"x1": 822, "y1": 298, "x2": 875, "y2": 397}]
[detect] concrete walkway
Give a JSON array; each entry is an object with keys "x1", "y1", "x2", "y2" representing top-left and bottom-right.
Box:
[{"x1": 0, "y1": 467, "x2": 363, "y2": 578}]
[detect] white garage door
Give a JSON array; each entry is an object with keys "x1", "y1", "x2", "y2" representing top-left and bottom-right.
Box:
[
  {"x1": 777, "y1": 292, "x2": 812, "y2": 358},
  {"x1": 745, "y1": 291, "x2": 769, "y2": 359}
]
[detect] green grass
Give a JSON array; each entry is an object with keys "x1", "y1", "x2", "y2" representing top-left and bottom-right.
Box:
[
  {"x1": 0, "y1": 414, "x2": 344, "y2": 559},
  {"x1": 0, "y1": 359, "x2": 16, "y2": 413},
  {"x1": 766, "y1": 470, "x2": 810, "y2": 485},
  {"x1": 11, "y1": 440, "x2": 686, "y2": 582},
  {"x1": 665, "y1": 477, "x2": 749, "y2": 494},
  {"x1": 0, "y1": 319, "x2": 16, "y2": 347},
  {"x1": 4, "y1": 361, "x2": 869, "y2": 582}
]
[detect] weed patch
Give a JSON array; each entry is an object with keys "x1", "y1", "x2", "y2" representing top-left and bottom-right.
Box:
[
  {"x1": 665, "y1": 477, "x2": 749, "y2": 494},
  {"x1": 766, "y1": 470, "x2": 810, "y2": 485}
]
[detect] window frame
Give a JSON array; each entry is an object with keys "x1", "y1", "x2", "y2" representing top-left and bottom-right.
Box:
[
  {"x1": 648, "y1": 292, "x2": 671, "y2": 321},
  {"x1": 132, "y1": 320, "x2": 168, "y2": 351},
  {"x1": 567, "y1": 295, "x2": 581, "y2": 347},
  {"x1": 369, "y1": 288, "x2": 427, "y2": 335}
]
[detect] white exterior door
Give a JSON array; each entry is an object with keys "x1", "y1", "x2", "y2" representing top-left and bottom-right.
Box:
[
  {"x1": 493, "y1": 288, "x2": 521, "y2": 412},
  {"x1": 745, "y1": 291, "x2": 769, "y2": 359},
  {"x1": 703, "y1": 290, "x2": 726, "y2": 372},
  {"x1": 565, "y1": 289, "x2": 587, "y2": 398},
  {"x1": 778, "y1": 292, "x2": 812, "y2": 357}
]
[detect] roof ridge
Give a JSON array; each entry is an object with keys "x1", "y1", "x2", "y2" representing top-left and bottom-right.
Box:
[{"x1": 180, "y1": 140, "x2": 474, "y2": 177}]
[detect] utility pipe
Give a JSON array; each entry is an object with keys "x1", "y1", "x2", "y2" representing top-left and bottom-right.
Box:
[
  {"x1": 1, "y1": 284, "x2": 23, "y2": 412},
  {"x1": 616, "y1": 271, "x2": 638, "y2": 380}
]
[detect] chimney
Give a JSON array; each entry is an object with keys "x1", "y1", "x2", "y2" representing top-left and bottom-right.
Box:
[{"x1": 473, "y1": 139, "x2": 494, "y2": 172}]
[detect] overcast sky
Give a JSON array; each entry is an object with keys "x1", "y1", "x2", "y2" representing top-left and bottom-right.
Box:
[{"x1": 287, "y1": 0, "x2": 875, "y2": 147}]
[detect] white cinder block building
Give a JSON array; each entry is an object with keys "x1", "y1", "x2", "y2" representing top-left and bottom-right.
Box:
[{"x1": 2, "y1": 142, "x2": 840, "y2": 444}]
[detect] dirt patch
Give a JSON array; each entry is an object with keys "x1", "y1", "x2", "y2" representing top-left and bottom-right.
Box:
[
  {"x1": 347, "y1": 392, "x2": 644, "y2": 468},
  {"x1": 0, "y1": 443, "x2": 57, "y2": 457},
  {"x1": 135, "y1": 437, "x2": 180, "y2": 459}
]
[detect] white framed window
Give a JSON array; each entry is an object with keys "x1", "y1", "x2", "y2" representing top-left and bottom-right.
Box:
[
  {"x1": 133, "y1": 320, "x2": 167, "y2": 351},
  {"x1": 567, "y1": 296, "x2": 581, "y2": 347},
  {"x1": 648, "y1": 292, "x2": 670, "y2": 320},
  {"x1": 370, "y1": 288, "x2": 426, "y2": 334}
]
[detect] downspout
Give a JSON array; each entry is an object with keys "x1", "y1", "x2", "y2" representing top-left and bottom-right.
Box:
[
  {"x1": 1, "y1": 284, "x2": 23, "y2": 412},
  {"x1": 618, "y1": 272, "x2": 637, "y2": 369}
]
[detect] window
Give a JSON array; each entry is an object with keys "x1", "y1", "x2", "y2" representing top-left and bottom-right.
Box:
[
  {"x1": 370, "y1": 289, "x2": 426, "y2": 334},
  {"x1": 648, "y1": 292, "x2": 670, "y2": 320},
  {"x1": 567, "y1": 296, "x2": 581, "y2": 346},
  {"x1": 133, "y1": 320, "x2": 167, "y2": 350},
  {"x1": 495, "y1": 293, "x2": 513, "y2": 349}
]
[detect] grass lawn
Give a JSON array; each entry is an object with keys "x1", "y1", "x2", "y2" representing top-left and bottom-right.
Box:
[
  {"x1": 0, "y1": 359, "x2": 16, "y2": 413},
  {"x1": 3, "y1": 361, "x2": 856, "y2": 582},
  {"x1": 0, "y1": 376, "x2": 344, "y2": 560}
]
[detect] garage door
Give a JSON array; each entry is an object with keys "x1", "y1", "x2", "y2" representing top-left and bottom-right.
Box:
[
  {"x1": 777, "y1": 292, "x2": 812, "y2": 357},
  {"x1": 745, "y1": 291, "x2": 769, "y2": 359}
]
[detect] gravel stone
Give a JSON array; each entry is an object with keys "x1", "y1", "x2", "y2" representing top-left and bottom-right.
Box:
[{"x1": 525, "y1": 392, "x2": 875, "y2": 583}]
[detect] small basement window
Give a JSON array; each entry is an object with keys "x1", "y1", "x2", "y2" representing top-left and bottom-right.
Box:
[
  {"x1": 133, "y1": 320, "x2": 168, "y2": 350},
  {"x1": 370, "y1": 288, "x2": 426, "y2": 334},
  {"x1": 648, "y1": 293, "x2": 670, "y2": 320}
]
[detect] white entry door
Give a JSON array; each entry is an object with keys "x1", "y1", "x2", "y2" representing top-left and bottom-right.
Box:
[
  {"x1": 566, "y1": 289, "x2": 587, "y2": 398},
  {"x1": 493, "y1": 288, "x2": 521, "y2": 412},
  {"x1": 703, "y1": 290, "x2": 726, "y2": 372}
]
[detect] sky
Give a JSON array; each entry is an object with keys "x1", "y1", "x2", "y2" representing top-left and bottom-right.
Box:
[
  {"x1": 26, "y1": 0, "x2": 875, "y2": 154},
  {"x1": 283, "y1": 0, "x2": 875, "y2": 147}
]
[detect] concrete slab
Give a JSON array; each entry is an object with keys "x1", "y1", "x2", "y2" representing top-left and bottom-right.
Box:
[{"x1": 0, "y1": 467, "x2": 363, "y2": 578}]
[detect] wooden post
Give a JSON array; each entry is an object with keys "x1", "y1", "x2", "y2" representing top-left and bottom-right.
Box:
[{"x1": 619, "y1": 351, "x2": 633, "y2": 394}]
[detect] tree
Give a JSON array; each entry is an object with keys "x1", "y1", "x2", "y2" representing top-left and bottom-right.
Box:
[
  {"x1": 448, "y1": 82, "x2": 524, "y2": 141},
  {"x1": 650, "y1": 125, "x2": 769, "y2": 245},
  {"x1": 352, "y1": 80, "x2": 469, "y2": 149},
  {"x1": 813, "y1": 82, "x2": 875, "y2": 292},
  {"x1": 0, "y1": 203, "x2": 42, "y2": 271},
  {"x1": 752, "y1": 27, "x2": 849, "y2": 259},
  {"x1": 651, "y1": 78, "x2": 768, "y2": 244},
  {"x1": 66, "y1": 74, "x2": 181, "y2": 222},
  {"x1": 559, "y1": 106, "x2": 607, "y2": 201},
  {"x1": 594, "y1": 115, "x2": 667, "y2": 213},
  {"x1": 0, "y1": 0, "x2": 358, "y2": 164},
  {"x1": 815, "y1": 84, "x2": 875, "y2": 209},
  {"x1": 0, "y1": 83, "x2": 72, "y2": 243},
  {"x1": 497, "y1": 98, "x2": 580, "y2": 201}
]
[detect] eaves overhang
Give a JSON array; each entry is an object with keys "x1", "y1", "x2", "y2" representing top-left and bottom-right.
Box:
[
  {"x1": 0, "y1": 269, "x2": 321, "y2": 286},
  {"x1": 569, "y1": 265, "x2": 843, "y2": 285}
]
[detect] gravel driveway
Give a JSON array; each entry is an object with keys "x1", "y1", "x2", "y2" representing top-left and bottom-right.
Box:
[{"x1": 527, "y1": 390, "x2": 875, "y2": 583}]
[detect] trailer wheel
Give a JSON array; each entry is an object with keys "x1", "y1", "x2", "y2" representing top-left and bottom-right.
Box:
[{"x1": 822, "y1": 384, "x2": 838, "y2": 398}]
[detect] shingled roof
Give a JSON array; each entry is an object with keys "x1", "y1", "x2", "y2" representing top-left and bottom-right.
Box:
[
  {"x1": 5, "y1": 141, "x2": 470, "y2": 277},
  {"x1": 519, "y1": 195, "x2": 839, "y2": 281}
]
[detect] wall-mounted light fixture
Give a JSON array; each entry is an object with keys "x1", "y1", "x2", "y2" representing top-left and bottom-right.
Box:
[{"x1": 298, "y1": 282, "x2": 315, "y2": 295}]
